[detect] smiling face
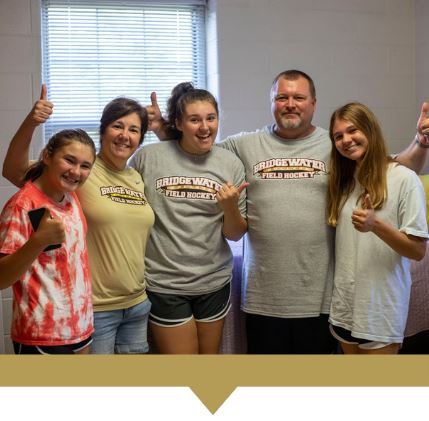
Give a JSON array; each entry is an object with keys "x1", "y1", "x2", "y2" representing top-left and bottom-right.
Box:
[
  {"x1": 271, "y1": 76, "x2": 316, "y2": 139},
  {"x1": 176, "y1": 100, "x2": 218, "y2": 155},
  {"x1": 99, "y1": 112, "x2": 142, "y2": 170},
  {"x1": 332, "y1": 118, "x2": 369, "y2": 164},
  {"x1": 39, "y1": 141, "x2": 95, "y2": 201}
]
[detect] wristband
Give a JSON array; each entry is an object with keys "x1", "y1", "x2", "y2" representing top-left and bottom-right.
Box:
[{"x1": 415, "y1": 137, "x2": 429, "y2": 149}]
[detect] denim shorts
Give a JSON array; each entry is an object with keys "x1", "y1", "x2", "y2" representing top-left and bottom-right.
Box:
[
  {"x1": 147, "y1": 282, "x2": 231, "y2": 328},
  {"x1": 91, "y1": 298, "x2": 151, "y2": 354}
]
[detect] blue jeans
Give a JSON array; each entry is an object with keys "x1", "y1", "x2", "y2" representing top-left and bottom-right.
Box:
[{"x1": 92, "y1": 299, "x2": 151, "y2": 354}]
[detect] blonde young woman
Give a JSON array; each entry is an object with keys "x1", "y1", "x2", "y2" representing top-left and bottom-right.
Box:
[{"x1": 327, "y1": 102, "x2": 428, "y2": 354}]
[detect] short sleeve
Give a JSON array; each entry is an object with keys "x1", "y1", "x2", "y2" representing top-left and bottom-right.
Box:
[
  {"x1": 232, "y1": 157, "x2": 247, "y2": 218},
  {"x1": 398, "y1": 172, "x2": 429, "y2": 239},
  {"x1": 0, "y1": 203, "x2": 31, "y2": 255},
  {"x1": 131, "y1": 146, "x2": 149, "y2": 179},
  {"x1": 218, "y1": 136, "x2": 239, "y2": 156}
]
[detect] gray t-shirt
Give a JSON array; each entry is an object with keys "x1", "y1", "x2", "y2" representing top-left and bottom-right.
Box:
[
  {"x1": 220, "y1": 125, "x2": 334, "y2": 317},
  {"x1": 330, "y1": 163, "x2": 428, "y2": 342},
  {"x1": 132, "y1": 140, "x2": 247, "y2": 295}
]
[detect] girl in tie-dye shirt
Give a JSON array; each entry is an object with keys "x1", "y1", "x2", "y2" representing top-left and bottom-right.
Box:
[{"x1": 0, "y1": 129, "x2": 96, "y2": 354}]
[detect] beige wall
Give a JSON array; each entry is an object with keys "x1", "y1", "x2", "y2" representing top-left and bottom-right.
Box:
[
  {"x1": 415, "y1": 0, "x2": 429, "y2": 169},
  {"x1": 0, "y1": 0, "x2": 42, "y2": 354},
  {"x1": 0, "y1": 0, "x2": 426, "y2": 353},
  {"x1": 210, "y1": 0, "x2": 420, "y2": 156}
]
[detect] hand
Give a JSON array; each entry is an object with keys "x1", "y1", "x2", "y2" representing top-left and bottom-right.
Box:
[
  {"x1": 351, "y1": 194, "x2": 376, "y2": 232},
  {"x1": 417, "y1": 102, "x2": 429, "y2": 146},
  {"x1": 27, "y1": 84, "x2": 54, "y2": 126},
  {"x1": 146, "y1": 91, "x2": 163, "y2": 132},
  {"x1": 216, "y1": 181, "x2": 249, "y2": 212},
  {"x1": 32, "y1": 209, "x2": 65, "y2": 248}
]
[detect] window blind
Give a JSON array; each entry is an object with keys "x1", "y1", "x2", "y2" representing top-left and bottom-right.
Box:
[{"x1": 41, "y1": 0, "x2": 207, "y2": 146}]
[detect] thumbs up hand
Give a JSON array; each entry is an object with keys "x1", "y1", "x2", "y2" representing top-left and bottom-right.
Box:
[
  {"x1": 351, "y1": 194, "x2": 376, "y2": 232},
  {"x1": 216, "y1": 181, "x2": 249, "y2": 212},
  {"x1": 28, "y1": 84, "x2": 54, "y2": 126},
  {"x1": 146, "y1": 91, "x2": 163, "y2": 132},
  {"x1": 32, "y1": 208, "x2": 65, "y2": 249},
  {"x1": 417, "y1": 102, "x2": 429, "y2": 146}
]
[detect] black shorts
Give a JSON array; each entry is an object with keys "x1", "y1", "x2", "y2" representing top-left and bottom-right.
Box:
[
  {"x1": 329, "y1": 324, "x2": 371, "y2": 345},
  {"x1": 147, "y1": 282, "x2": 231, "y2": 327},
  {"x1": 329, "y1": 324, "x2": 394, "y2": 350},
  {"x1": 13, "y1": 336, "x2": 93, "y2": 355},
  {"x1": 246, "y1": 313, "x2": 338, "y2": 354}
]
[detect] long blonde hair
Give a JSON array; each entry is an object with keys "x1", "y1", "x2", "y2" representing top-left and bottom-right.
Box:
[{"x1": 327, "y1": 102, "x2": 392, "y2": 227}]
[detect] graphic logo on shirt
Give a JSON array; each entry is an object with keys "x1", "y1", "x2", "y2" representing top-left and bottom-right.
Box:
[
  {"x1": 155, "y1": 176, "x2": 222, "y2": 201},
  {"x1": 253, "y1": 157, "x2": 327, "y2": 179},
  {"x1": 100, "y1": 185, "x2": 148, "y2": 205}
]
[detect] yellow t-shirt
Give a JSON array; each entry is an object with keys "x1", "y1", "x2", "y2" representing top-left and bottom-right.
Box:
[{"x1": 78, "y1": 157, "x2": 154, "y2": 311}]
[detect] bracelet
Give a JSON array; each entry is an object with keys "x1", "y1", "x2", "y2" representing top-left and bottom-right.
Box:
[{"x1": 415, "y1": 138, "x2": 429, "y2": 149}]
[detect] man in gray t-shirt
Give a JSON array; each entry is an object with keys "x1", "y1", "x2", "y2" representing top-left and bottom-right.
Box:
[
  {"x1": 219, "y1": 70, "x2": 336, "y2": 354},
  {"x1": 148, "y1": 70, "x2": 429, "y2": 354}
]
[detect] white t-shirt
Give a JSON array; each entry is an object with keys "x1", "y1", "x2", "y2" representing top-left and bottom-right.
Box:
[{"x1": 330, "y1": 163, "x2": 428, "y2": 343}]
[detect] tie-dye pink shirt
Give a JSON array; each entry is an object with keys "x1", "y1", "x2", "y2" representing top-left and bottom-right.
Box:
[{"x1": 0, "y1": 181, "x2": 93, "y2": 346}]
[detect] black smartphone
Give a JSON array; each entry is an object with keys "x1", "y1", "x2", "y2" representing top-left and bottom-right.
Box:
[{"x1": 28, "y1": 207, "x2": 62, "y2": 252}]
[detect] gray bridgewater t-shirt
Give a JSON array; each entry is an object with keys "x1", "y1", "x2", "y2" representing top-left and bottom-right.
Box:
[
  {"x1": 220, "y1": 125, "x2": 335, "y2": 317},
  {"x1": 132, "y1": 140, "x2": 247, "y2": 295}
]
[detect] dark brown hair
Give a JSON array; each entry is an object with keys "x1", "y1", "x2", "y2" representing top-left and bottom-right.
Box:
[
  {"x1": 100, "y1": 97, "x2": 148, "y2": 145},
  {"x1": 24, "y1": 129, "x2": 96, "y2": 182},
  {"x1": 165, "y1": 82, "x2": 219, "y2": 140}
]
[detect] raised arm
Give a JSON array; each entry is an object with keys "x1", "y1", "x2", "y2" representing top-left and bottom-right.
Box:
[
  {"x1": 351, "y1": 195, "x2": 426, "y2": 261},
  {"x1": 2, "y1": 84, "x2": 53, "y2": 187},
  {"x1": 395, "y1": 102, "x2": 429, "y2": 173},
  {"x1": 217, "y1": 182, "x2": 249, "y2": 241}
]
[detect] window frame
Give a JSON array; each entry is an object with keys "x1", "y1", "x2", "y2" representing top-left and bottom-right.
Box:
[{"x1": 41, "y1": 0, "x2": 207, "y2": 146}]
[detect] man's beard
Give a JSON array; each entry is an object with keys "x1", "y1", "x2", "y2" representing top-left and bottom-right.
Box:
[{"x1": 279, "y1": 115, "x2": 302, "y2": 129}]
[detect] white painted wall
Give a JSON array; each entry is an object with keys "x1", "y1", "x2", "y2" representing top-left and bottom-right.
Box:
[
  {"x1": 211, "y1": 0, "x2": 419, "y2": 156},
  {"x1": 0, "y1": 0, "x2": 426, "y2": 353},
  {"x1": 0, "y1": 0, "x2": 43, "y2": 354},
  {"x1": 415, "y1": 0, "x2": 429, "y2": 169}
]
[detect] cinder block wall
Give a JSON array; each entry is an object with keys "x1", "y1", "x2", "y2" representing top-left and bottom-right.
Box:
[
  {"x1": 0, "y1": 0, "x2": 43, "y2": 354},
  {"x1": 211, "y1": 0, "x2": 419, "y2": 156},
  {"x1": 415, "y1": 0, "x2": 429, "y2": 171}
]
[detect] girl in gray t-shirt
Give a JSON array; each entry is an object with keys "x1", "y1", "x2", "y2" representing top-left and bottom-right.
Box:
[{"x1": 132, "y1": 82, "x2": 248, "y2": 354}]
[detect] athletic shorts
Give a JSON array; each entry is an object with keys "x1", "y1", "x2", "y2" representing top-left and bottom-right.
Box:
[
  {"x1": 147, "y1": 282, "x2": 231, "y2": 328},
  {"x1": 246, "y1": 313, "x2": 337, "y2": 354},
  {"x1": 329, "y1": 324, "x2": 394, "y2": 350},
  {"x1": 13, "y1": 336, "x2": 93, "y2": 355}
]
